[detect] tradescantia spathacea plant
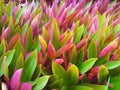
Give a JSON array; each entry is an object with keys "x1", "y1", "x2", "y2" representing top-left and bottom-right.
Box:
[{"x1": 1, "y1": 0, "x2": 120, "y2": 90}]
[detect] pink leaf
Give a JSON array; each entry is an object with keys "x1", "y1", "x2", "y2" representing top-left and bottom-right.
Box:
[
  {"x1": 57, "y1": 43, "x2": 73, "y2": 56},
  {"x1": 10, "y1": 69, "x2": 22, "y2": 90},
  {"x1": 99, "y1": 38, "x2": 119, "y2": 58},
  {"x1": 48, "y1": 42, "x2": 56, "y2": 58},
  {"x1": 76, "y1": 38, "x2": 87, "y2": 51},
  {"x1": 20, "y1": 83, "x2": 32, "y2": 90},
  {"x1": 57, "y1": 3, "x2": 66, "y2": 19},
  {"x1": 75, "y1": 0, "x2": 86, "y2": 11},
  {"x1": 54, "y1": 58, "x2": 64, "y2": 65}
]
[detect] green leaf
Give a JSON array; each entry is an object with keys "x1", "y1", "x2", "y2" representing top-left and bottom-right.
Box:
[
  {"x1": 31, "y1": 39, "x2": 41, "y2": 52},
  {"x1": 52, "y1": 18, "x2": 60, "y2": 50},
  {"x1": 109, "y1": 66, "x2": 120, "y2": 77},
  {"x1": 98, "y1": 65, "x2": 109, "y2": 83},
  {"x1": 52, "y1": 62, "x2": 70, "y2": 85},
  {"x1": 3, "y1": 60, "x2": 9, "y2": 79},
  {"x1": 16, "y1": 53, "x2": 24, "y2": 70},
  {"x1": 92, "y1": 31, "x2": 99, "y2": 41},
  {"x1": 3, "y1": 49, "x2": 15, "y2": 66},
  {"x1": 99, "y1": 14, "x2": 106, "y2": 28},
  {"x1": 9, "y1": 40, "x2": 23, "y2": 78},
  {"x1": 20, "y1": 50, "x2": 37, "y2": 82},
  {"x1": 60, "y1": 31, "x2": 73, "y2": 47},
  {"x1": 26, "y1": 26, "x2": 33, "y2": 53},
  {"x1": 70, "y1": 46, "x2": 77, "y2": 64},
  {"x1": 106, "y1": 77, "x2": 111, "y2": 90},
  {"x1": 0, "y1": 39, "x2": 6, "y2": 57},
  {"x1": 106, "y1": 61, "x2": 120, "y2": 70},
  {"x1": 22, "y1": 21, "x2": 29, "y2": 34},
  {"x1": 6, "y1": 3, "x2": 12, "y2": 17},
  {"x1": 109, "y1": 76, "x2": 120, "y2": 90},
  {"x1": 87, "y1": 40, "x2": 97, "y2": 58},
  {"x1": 94, "y1": 55, "x2": 110, "y2": 66},
  {"x1": 32, "y1": 76, "x2": 50, "y2": 90},
  {"x1": 15, "y1": 7, "x2": 24, "y2": 24},
  {"x1": 74, "y1": 25, "x2": 84, "y2": 44},
  {"x1": 81, "y1": 83, "x2": 107, "y2": 90},
  {"x1": 67, "y1": 65, "x2": 79, "y2": 85},
  {"x1": 77, "y1": 47, "x2": 84, "y2": 67},
  {"x1": 61, "y1": 86, "x2": 93, "y2": 90},
  {"x1": 0, "y1": 58, "x2": 2, "y2": 76},
  {"x1": 0, "y1": 49, "x2": 15, "y2": 77},
  {"x1": 105, "y1": 26, "x2": 111, "y2": 38},
  {"x1": 79, "y1": 58, "x2": 97, "y2": 74},
  {"x1": 43, "y1": 26, "x2": 49, "y2": 43},
  {"x1": 113, "y1": 24, "x2": 120, "y2": 36},
  {"x1": 83, "y1": 27, "x2": 87, "y2": 37},
  {"x1": 32, "y1": 65, "x2": 42, "y2": 80},
  {"x1": 49, "y1": 79, "x2": 63, "y2": 89}
]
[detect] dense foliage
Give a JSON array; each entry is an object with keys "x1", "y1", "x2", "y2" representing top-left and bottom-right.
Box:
[{"x1": 1, "y1": 0, "x2": 120, "y2": 90}]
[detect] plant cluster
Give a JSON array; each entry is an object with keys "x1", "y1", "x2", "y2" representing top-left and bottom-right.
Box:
[{"x1": 1, "y1": 0, "x2": 120, "y2": 90}]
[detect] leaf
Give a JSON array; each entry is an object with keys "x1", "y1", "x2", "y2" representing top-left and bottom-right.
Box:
[
  {"x1": 81, "y1": 83, "x2": 107, "y2": 90},
  {"x1": 6, "y1": 3, "x2": 12, "y2": 17},
  {"x1": 74, "y1": 25, "x2": 84, "y2": 44},
  {"x1": 106, "y1": 77, "x2": 111, "y2": 90},
  {"x1": 109, "y1": 66, "x2": 120, "y2": 77},
  {"x1": 9, "y1": 33, "x2": 20, "y2": 49},
  {"x1": 56, "y1": 43, "x2": 73, "y2": 57},
  {"x1": 67, "y1": 65, "x2": 79, "y2": 85},
  {"x1": 98, "y1": 65, "x2": 109, "y2": 83},
  {"x1": 61, "y1": 86, "x2": 93, "y2": 90},
  {"x1": 2, "y1": 57, "x2": 9, "y2": 78},
  {"x1": 0, "y1": 49, "x2": 15, "y2": 77},
  {"x1": 16, "y1": 53, "x2": 24, "y2": 70},
  {"x1": 32, "y1": 65, "x2": 42, "y2": 80},
  {"x1": 79, "y1": 58, "x2": 97, "y2": 74},
  {"x1": 15, "y1": 7, "x2": 24, "y2": 24},
  {"x1": 99, "y1": 14, "x2": 106, "y2": 28},
  {"x1": 91, "y1": 31, "x2": 99, "y2": 41},
  {"x1": 113, "y1": 24, "x2": 120, "y2": 36},
  {"x1": 105, "y1": 26, "x2": 111, "y2": 38},
  {"x1": 52, "y1": 18, "x2": 60, "y2": 50},
  {"x1": 94, "y1": 55, "x2": 110, "y2": 66},
  {"x1": 43, "y1": 26, "x2": 49, "y2": 43},
  {"x1": 106, "y1": 61, "x2": 120, "y2": 70},
  {"x1": 70, "y1": 46, "x2": 77, "y2": 64},
  {"x1": 26, "y1": 26, "x2": 33, "y2": 53},
  {"x1": 20, "y1": 50, "x2": 37, "y2": 82},
  {"x1": 109, "y1": 76, "x2": 120, "y2": 90},
  {"x1": 22, "y1": 21, "x2": 29, "y2": 34},
  {"x1": 4, "y1": 49, "x2": 15, "y2": 66},
  {"x1": 39, "y1": 35, "x2": 47, "y2": 50},
  {"x1": 9, "y1": 40, "x2": 23, "y2": 78},
  {"x1": 10, "y1": 69, "x2": 22, "y2": 90},
  {"x1": 87, "y1": 40, "x2": 97, "y2": 58},
  {"x1": 32, "y1": 76, "x2": 50, "y2": 90},
  {"x1": 77, "y1": 47, "x2": 84, "y2": 67},
  {"x1": 0, "y1": 39, "x2": 6, "y2": 57},
  {"x1": 60, "y1": 31, "x2": 73, "y2": 47},
  {"x1": 20, "y1": 83, "x2": 32, "y2": 90},
  {"x1": 49, "y1": 79, "x2": 63, "y2": 89},
  {"x1": 31, "y1": 39, "x2": 41, "y2": 52},
  {"x1": 0, "y1": 58, "x2": 3, "y2": 76},
  {"x1": 52, "y1": 62, "x2": 70, "y2": 85}
]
